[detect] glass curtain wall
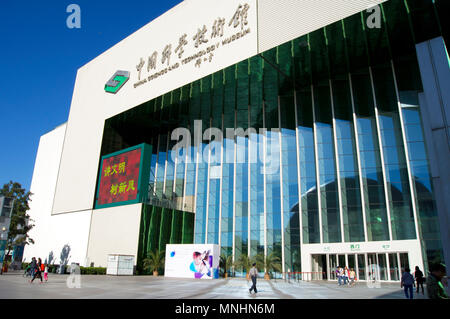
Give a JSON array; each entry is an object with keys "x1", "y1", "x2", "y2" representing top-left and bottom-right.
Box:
[{"x1": 116, "y1": 0, "x2": 448, "y2": 276}]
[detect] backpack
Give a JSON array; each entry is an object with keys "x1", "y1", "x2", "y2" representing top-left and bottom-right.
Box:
[{"x1": 402, "y1": 272, "x2": 414, "y2": 286}]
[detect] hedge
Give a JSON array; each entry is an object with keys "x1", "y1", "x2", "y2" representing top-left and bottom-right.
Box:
[
  {"x1": 80, "y1": 267, "x2": 106, "y2": 275},
  {"x1": 21, "y1": 263, "x2": 106, "y2": 275}
]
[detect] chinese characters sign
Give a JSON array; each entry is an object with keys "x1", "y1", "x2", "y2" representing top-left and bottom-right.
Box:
[
  {"x1": 96, "y1": 148, "x2": 142, "y2": 207},
  {"x1": 133, "y1": 3, "x2": 253, "y2": 90}
]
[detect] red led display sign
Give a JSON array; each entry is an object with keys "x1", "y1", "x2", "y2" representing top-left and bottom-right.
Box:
[{"x1": 96, "y1": 148, "x2": 142, "y2": 206}]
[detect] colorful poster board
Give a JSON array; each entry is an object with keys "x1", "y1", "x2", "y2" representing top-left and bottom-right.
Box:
[
  {"x1": 95, "y1": 144, "x2": 152, "y2": 209},
  {"x1": 164, "y1": 244, "x2": 220, "y2": 279}
]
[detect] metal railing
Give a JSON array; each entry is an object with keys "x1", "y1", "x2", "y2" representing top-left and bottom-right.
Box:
[{"x1": 281, "y1": 271, "x2": 327, "y2": 282}]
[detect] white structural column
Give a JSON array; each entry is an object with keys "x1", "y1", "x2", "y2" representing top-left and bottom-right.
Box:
[
  {"x1": 348, "y1": 73, "x2": 369, "y2": 242},
  {"x1": 204, "y1": 118, "x2": 212, "y2": 244},
  {"x1": 162, "y1": 131, "x2": 170, "y2": 195},
  {"x1": 248, "y1": 104, "x2": 252, "y2": 257},
  {"x1": 172, "y1": 135, "x2": 178, "y2": 206},
  {"x1": 368, "y1": 67, "x2": 393, "y2": 241},
  {"x1": 311, "y1": 85, "x2": 324, "y2": 243},
  {"x1": 278, "y1": 96, "x2": 286, "y2": 276},
  {"x1": 192, "y1": 121, "x2": 201, "y2": 241},
  {"x1": 262, "y1": 101, "x2": 268, "y2": 268},
  {"x1": 386, "y1": 252, "x2": 391, "y2": 281},
  {"x1": 294, "y1": 91, "x2": 304, "y2": 247},
  {"x1": 232, "y1": 109, "x2": 237, "y2": 264},
  {"x1": 329, "y1": 79, "x2": 345, "y2": 243},
  {"x1": 390, "y1": 60, "x2": 424, "y2": 270},
  {"x1": 218, "y1": 113, "x2": 225, "y2": 250},
  {"x1": 181, "y1": 126, "x2": 190, "y2": 212},
  {"x1": 153, "y1": 135, "x2": 161, "y2": 197}
]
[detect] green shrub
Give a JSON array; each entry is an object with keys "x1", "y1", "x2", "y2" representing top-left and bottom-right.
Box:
[{"x1": 79, "y1": 267, "x2": 106, "y2": 275}]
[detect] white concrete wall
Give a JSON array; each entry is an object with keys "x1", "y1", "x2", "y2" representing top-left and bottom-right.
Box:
[
  {"x1": 52, "y1": 0, "x2": 258, "y2": 215},
  {"x1": 257, "y1": 0, "x2": 387, "y2": 52},
  {"x1": 24, "y1": 124, "x2": 92, "y2": 266},
  {"x1": 86, "y1": 203, "x2": 143, "y2": 268}
]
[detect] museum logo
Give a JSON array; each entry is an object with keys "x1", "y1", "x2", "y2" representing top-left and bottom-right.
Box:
[{"x1": 104, "y1": 70, "x2": 130, "y2": 94}]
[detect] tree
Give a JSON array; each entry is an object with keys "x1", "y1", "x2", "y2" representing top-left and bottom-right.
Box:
[
  {"x1": 233, "y1": 254, "x2": 257, "y2": 278},
  {"x1": 0, "y1": 181, "x2": 34, "y2": 273},
  {"x1": 142, "y1": 250, "x2": 165, "y2": 276},
  {"x1": 255, "y1": 252, "x2": 282, "y2": 279},
  {"x1": 219, "y1": 254, "x2": 233, "y2": 278}
]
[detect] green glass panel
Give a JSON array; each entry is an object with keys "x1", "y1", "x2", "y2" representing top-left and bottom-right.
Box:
[
  {"x1": 249, "y1": 55, "x2": 263, "y2": 128},
  {"x1": 223, "y1": 66, "x2": 236, "y2": 129},
  {"x1": 405, "y1": 0, "x2": 441, "y2": 44}
]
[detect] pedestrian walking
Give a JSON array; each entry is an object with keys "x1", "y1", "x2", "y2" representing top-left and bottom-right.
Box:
[
  {"x1": 30, "y1": 258, "x2": 43, "y2": 284},
  {"x1": 426, "y1": 263, "x2": 448, "y2": 299},
  {"x1": 401, "y1": 267, "x2": 415, "y2": 299},
  {"x1": 337, "y1": 266, "x2": 343, "y2": 286},
  {"x1": 344, "y1": 266, "x2": 349, "y2": 286},
  {"x1": 28, "y1": 257, "x2": 37, "y2": 282},
  {"x1": 249, "y1": 263, "x2": 258, "y2": 294},
  {"x1": 414, "y1": 266, "x2": 424, "y2": 294},
  {"x1": 43, "y1": 264, "x2": 49, "y2": 282}
]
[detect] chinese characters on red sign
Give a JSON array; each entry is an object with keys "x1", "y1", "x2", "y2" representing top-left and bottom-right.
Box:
[{"x1": 97, "y1": 148, "x2": 142, "y2": 206}]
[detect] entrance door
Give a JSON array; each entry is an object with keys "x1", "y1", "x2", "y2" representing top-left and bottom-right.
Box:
[
  {"x1": 367, "y1": 253, "x2": 378, "y2": 282},
  {"x1": 389, "y1": 253, "x2": 400, "y2": 281},
  {"x1": 357, "y1": 254, "x2": 366, "y2": 280},
  {"x1": 311, "y1": 254, "x2": 328, "y2": 280},
  {"x1": 329, "y1": 254, "x2": 337, "y2": 280}
]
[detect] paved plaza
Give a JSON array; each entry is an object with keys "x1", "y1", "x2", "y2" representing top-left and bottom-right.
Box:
[{"x1": 0, "y1": 272, "x2": 427, "y2": 299}]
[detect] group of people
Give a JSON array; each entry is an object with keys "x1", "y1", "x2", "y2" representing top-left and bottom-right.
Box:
[
  {"x1": 401, "y1": 263, "x2": 448, "y2": 299},
  {"x1": 336, "y1": 266, "x2": 356, "y2": 287},
  {"x1": 24, "y1": 257, "x2": 49, "y2": 284}
]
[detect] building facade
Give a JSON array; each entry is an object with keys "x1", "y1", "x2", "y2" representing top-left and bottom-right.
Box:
[{"x1": 25, "y1": 0, "x2": 449, "y2": 282}]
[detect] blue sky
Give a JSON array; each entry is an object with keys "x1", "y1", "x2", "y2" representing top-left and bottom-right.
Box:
[{"x1": 0, "y1": 0, "x2": 183, "y2": 191}]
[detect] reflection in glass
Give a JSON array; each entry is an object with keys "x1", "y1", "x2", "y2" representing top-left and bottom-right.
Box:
[
  {"x1": 221, "y1": 138, "x2": 234, "y2": 257},
  {"x1": 297, "y1": 89, "x2": 320, "y2": 244},
  {"x1": 351, "y1": 71, "x2": 389, "y2": 241},
  {"x1": 377, "y1": 253, "x2": 387, "y2": 280},
  {"x1": 314, "y1": 82, "x2": 341, "y2": 243},
  {"x1": 250, "y1": 133, "x2": 265, "y2": 258},
  {"x1": 389, "y1": 253, "x2": 400, "y2": 281},
  {"x1": 357, "y1": 254, "x2": 366, "y2": 280}
]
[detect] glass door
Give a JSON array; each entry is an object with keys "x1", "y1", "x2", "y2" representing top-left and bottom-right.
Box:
[
  {"x1": 389, "y1": 253, "x2": 400, "y2": 281},
  {"x1": 329, "y1": 254, "x2": 337, "y2": 280},
  {"x1": 348, "y1": 254, "x2": 356, "y2": 270},
  {"x1": 338, "y1": 254, "x2": 346, "y2": 268},
  {"x1": 367, "y1": 253, "x2": 378, "y2": 282},
  {"x1": 357, "y1": 254, "x2": 366, "y2": 280},
  {"x1": 377, "y1": 253, "x2": 388, "y2": 281},
  {"x1": 399, "y1": 253, "x2": 410, "y2": 273}
]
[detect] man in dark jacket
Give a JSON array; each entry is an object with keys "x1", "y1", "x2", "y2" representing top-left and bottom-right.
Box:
[
  {"x1": 426, "y1": 263, "x2": 448, "y2": 299},
  {"x1": 401, "y1": 267, "x2": 415, "y2": 299},
  {"x1": 414, "y1": 266, "x2": 424, "y2": 294}
]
